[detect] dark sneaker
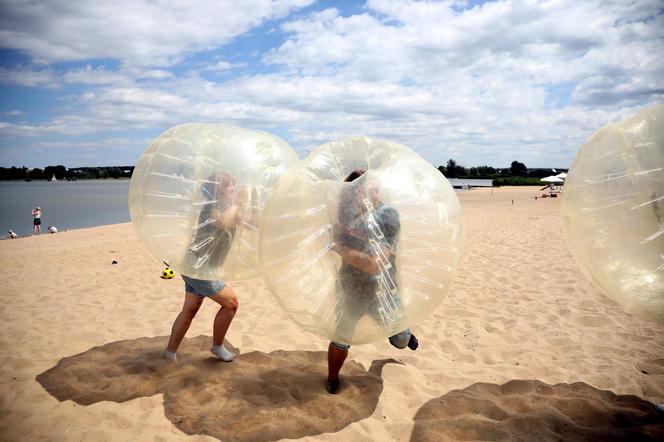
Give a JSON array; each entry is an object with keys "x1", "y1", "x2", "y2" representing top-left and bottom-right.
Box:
[
  {"x1": 325, "y1": 378, "x2": 340, "y2": 394},
  {"x1": 407, "y1": 334, "x2": 419, "y2": 350}
]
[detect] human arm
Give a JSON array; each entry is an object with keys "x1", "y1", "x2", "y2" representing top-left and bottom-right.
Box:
[
  {"x1": 335, "y1": 244, "x2": 381, "y2": 274},
  {"x1": 212, "y1": 204, "x2": 242, "y2": 230},
  {"x1": 333, "y1": 208, "x2": 398, "y2": 275},
  {"x1": 211, "y1": 184, "x2": 252, "y2": 230},
  {"x1": 349, "y1": 206, "x2": 400, "y2": 274}
]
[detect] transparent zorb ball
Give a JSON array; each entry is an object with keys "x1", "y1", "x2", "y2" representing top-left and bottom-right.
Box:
[
  {"x1": 129, "y1": 123, "x2": 298, "y2": 280},
  {"x1": 260, "y1": 136, "x2": 463, "y2": 345},
  {"x1": 561, "y1": 104, "x2": 664, "y2": 323}
]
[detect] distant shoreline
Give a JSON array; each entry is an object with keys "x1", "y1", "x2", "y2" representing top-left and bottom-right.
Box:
[
  {"x1": 0, "y1": 177, "x2": 131, "y2": 182},
  {"x1": 2, "y1": 221, "x2": 133, "y2": 240}
]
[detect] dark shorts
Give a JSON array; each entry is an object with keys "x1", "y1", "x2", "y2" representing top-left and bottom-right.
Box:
[
  {"x1": 182, "y1": 275, "x2": 225, "y2": 297},
  {"x1": 34, "y1": 218, "x2": 41, "y2": 226},
  {"x1": 330, "y1": 277, "x2": 409, "y2": 350}
]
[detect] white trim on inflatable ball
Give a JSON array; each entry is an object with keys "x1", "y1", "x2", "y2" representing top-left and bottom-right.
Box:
[
  {"x1": 561, "y1": 104, "x2": 664, "y2": 324},
  {"x1": 259, "y1": 136, "x2": 463, "y2": 345},
  {"x1": 129, "y1": 123, "x2": 298, "y2": 281}
]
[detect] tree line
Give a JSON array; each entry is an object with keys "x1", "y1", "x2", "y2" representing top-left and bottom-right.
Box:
[
  {"x1": 1, "y1": 159, "x2": 564, "y2": 185},
  {"x1": 438, "y1": 158, "x2": 559, "y2": 179},
  {"x1": 438, "y1": 158, "x2": 567, "y2": 186},
  {"x1": 0, "y1": 165, "x2": 135, "y2": 181}
]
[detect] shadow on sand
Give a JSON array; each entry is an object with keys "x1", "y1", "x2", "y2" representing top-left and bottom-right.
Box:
[
  {"x1": 36, "y1": 335, "x2": 398, "y2": 441},
  {"x1": 411, "y1": 379, "x2": 664, "y2": 442}
]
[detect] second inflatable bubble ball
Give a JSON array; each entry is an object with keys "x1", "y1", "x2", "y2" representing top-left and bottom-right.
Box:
[
  {"x1": 561, "y1": 104, "x2": 664, "y2": 324},
  {"x1": 129, "y1": 123, "x2": 298, "y2": 281},
  {"x1": 260, "y1": 136, "x2": 463, "y2": 345}
]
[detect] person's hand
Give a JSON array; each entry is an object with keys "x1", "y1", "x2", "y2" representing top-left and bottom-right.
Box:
[
  {"x1": 361, "y1": 253, "x2": 380, "y2": 275},
  {"x1": 235, "y1": 185, "x2": 250, "y2": 205}
]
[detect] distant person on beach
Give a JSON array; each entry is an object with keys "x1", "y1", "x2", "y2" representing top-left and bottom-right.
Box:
[
  {"x1": 163, "y1": 172, "x2": 245, "y2": 363},
  {"x1": 7, "y1": 230, "x2": 17, "y2": 239},
  {"x1": 32, "y1": 207, "x2": 41, "y2": 236},
  {"x1": 48, "y1": 225, "x2": 58, "y2": 234},
  {"x1": 326, "y1": 170, "x2": 418, "y2": 394}
]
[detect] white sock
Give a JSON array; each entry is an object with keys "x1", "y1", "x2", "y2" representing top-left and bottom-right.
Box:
[
  {"x1": 211, "y1": 344, "x2": 235, "y2": 362},
  {"x1": 163, "y1": 349, "x2": 177, "y2": 363}
]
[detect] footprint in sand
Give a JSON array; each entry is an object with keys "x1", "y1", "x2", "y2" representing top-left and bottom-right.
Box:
[{"x1": 36, "y1": 335, "x2": 398, "y2": 441}]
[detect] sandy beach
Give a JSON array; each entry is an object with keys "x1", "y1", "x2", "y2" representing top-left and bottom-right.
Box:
[{"x1": 0, "y1": 186, "x2": 662, "y2": 441}]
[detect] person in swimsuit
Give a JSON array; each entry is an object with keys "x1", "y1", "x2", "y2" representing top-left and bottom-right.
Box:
[
  {"x1": 326, "y1": 170, "x2": 418, "y2": 394},
  {"x1": 163, "y1": 172, "x2": 244, "y2": 363},
  {"x1": 32, "y1": 207, "x2": 42, "y2": 236}
]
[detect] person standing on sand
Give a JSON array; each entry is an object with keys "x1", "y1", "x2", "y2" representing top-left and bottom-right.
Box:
[
  {"x1": 326, "y1": 170, "x2": 418, "y2": 394},
  {"x1": 163, "y1": 172, "x2": 244, "y2": 363},
  {"x1": 32, "y1": 207, "x2": 42, "y2": 236}
]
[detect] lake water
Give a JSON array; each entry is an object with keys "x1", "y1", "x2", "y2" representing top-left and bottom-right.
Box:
[
  {"x1": 0, "y1": 180, "x2": 131, "y2": 237},
  {"x1": 447, "y1": 178, "x2": 493, "y2": 188},
  {"x1": 0, "y1": 177, "x2": 493, "y2": 238}
]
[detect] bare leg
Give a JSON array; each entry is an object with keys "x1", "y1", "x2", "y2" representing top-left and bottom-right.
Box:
[
  {"x1": 166, "y1": 293, "x2": 203, "y2": 353},
  {"x1": 326, "y1": 342, "x2": 348, "y2": 394},
  {"x1": 208, "y1": 285, "x2": 239, "y2": 347}
]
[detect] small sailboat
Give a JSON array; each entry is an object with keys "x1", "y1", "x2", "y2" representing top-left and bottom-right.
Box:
[{"x1": 50, "y1": 174, "x2": 57, "y2": 182}]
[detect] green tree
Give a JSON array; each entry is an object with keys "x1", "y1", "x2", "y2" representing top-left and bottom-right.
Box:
[
  {"x1": 28, "y1": 168, "x2": 44, "y2": 180},
  {"x1": 510, "y1": 161, "x2": 528, "y2": 177},
  {"x1": 44, "y1": 165, "x2": 67, "y2": 180},
  {"x1": 446, "y1": 158, "x2": 459, "y2": 178},
  {"x1": 478, "y1": 166, "x2": 496, "y2": 176}
]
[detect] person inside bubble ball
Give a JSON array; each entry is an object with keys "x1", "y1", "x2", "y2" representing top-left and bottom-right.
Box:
[
  {"x1": 163, "y1": 171, "x2": 245, "y2": 363},
  {"x1": 326, "y1": 169, "x2": 419, "y2": 394}
]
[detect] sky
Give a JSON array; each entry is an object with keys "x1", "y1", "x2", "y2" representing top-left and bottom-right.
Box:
[{"x1": 0, "y1": 0, "x2": 662, "y2": 170}]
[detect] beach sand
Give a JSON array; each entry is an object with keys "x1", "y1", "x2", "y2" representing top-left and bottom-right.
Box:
[{"x1": 0, "y1": 186, "x2": 662, "y2": 441}]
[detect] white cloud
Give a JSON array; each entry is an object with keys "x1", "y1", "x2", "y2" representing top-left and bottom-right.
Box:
[
  {"x1": 0, "y1": 0, "x2": 661, "y2": 168},
  {"x1": 0, "y1": 66, "x2": 57, "y2": 87},
  {"x1": 139, "y1": 69, "x2": 174, "y2": 80},
  {"x1": 254, "y1": 0, "x2": 664, "y2": 165},
  {"x1": 34, "y1": 137, "x2": 150, "y2": 150},
  {"x1": 4, "y1": 110, "x2": 24, "y2": 116},
  {"x1": 63, "y1": 65, "x2": 128, "y2": 85},
  {"x1": 0, "y1": 0, "x2": 314, "y2": 66},
  {"x1": 205, "y1": 60, "x2": 246, "y2": 72}
]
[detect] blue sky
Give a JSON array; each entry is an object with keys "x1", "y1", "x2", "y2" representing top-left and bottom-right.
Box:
[{"x1": 0, "y1": 0, "x2": 662, "y2": 169}]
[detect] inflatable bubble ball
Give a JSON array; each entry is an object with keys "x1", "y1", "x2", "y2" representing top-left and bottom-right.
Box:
[
  {"x1": 259, "y1": 136, "x2": 463, "y2": 345},
  {"x1": 561, "y1": 104, "x2": 664, "y2": 324},
  {"x1": 129, "y1": 123, "x2": 298, "y2": 281}
]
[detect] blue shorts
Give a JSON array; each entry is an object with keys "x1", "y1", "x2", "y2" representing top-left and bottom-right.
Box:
[{"x1": 182, "y1": 275, "x2": 225, "y2": 297}]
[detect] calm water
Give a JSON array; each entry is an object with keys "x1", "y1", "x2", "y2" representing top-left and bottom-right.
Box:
[
  {"x1": 0, "y1": 177, "x2": 493, "y2": 238},
  {"x1": 0, "y1": 180, "x2": 131, "y2": 237},
  {"x1": 447, "y1": 178, "x2": 493, "y2": 188}
]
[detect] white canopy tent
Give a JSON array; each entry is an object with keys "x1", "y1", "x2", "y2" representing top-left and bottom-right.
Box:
[
  {"x1": 540, "y1": 175, "x2": 564, "y2": 196},
  {"x1": 541, "y1": 175, "x2": 564, "y2": 183}
]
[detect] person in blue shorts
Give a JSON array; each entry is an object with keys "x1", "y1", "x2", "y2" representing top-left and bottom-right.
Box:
[
  {"x1": 163, "y1": 172, "x2": 243, "y2": 363},
  {"x1": 326, "y1": 170, "x2": 418, "y2": 394}
]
